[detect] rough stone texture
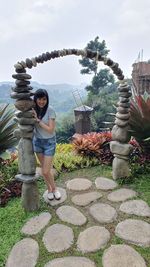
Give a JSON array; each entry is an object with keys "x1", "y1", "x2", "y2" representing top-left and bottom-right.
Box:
[
  {"x1": 115, "y1": 118, "x2": 129, "y2": 127},
  {"x1": 6, "y1": 238, "x2": 39, "y2": 267},
  {"x1": 44, "y1": 257, "x2": 96, "y2": 267},
  {"x1": 21, "y1": 212, "x2": 51, "y2": 235},
  {"x1": 112, "y1": 157, "x2": 131, "y2": 179},
  {"x1": 15, "y1": 110, "x2": 34, "y2": 118},
  {"x1": 43, "y1": 224, "x2": 74, "y2": 252},
  {"x1": 102, "y1": 244, "x2": 146, "y2": 267},
  {"x1": 13, "y1": 129, "x2": 34, "y2": 139},
  {"x1": 18, "y1": 124, "x2": 34, "y2": 132},
  {"x1": 107, "y1": 188, "x2": 137, "y2": 202},
  {"x1": 110, "y1": 141, "x2": 133, "y2": 156},
  {"x1": 115, "y1": 219, "x2": 150, "y2": 247},
  {"x1": 95, "y1": 177, "x2": 118, "y2": 190},
  {"x1": 89, "y1": 203, "x2": 117, "y2": 223},
  {"x1": 56, "y1": 205, "x2": 86, "y2": 225},
  {"x1": 116, "y1": 112, "x2": 130, "y2": 120},
  {"x1": 112, "y1": 125, "x2": 131, "y2": 143},
  {"x1": 120, "y1": 200, "x2": 150, "y2": 217},
  {"x1": 77, "y1": 226, "x2": 110, "y2": 252},
  {"x1": 114, "y1": 154, "x2": 128, "y2": 160},
  {"x1": 22, "y1": 181, "x2": 39, "y2": 211},
  {"x1": 18, "y1": 138, "x2": 36, "y2": 175},
  {"x1": 43, "y1": 187, "x2": 67, "y2": 206},
  {"x1": 71, "y1": 191, "x2": 102, "y2": 206},
  {"x1": 15, "y1": 117, "x2": 35, "y2": 125},
  {"x1": 66, "y1": 178, "x2": 92, "y2": 191},
  {"x1": 15, "y1": 99, "x2": 35, "y2": 111}
]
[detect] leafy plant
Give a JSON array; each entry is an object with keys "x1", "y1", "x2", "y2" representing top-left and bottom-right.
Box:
[{"x1": 0, "y1": 104, "x2": 17, "y2": 155}]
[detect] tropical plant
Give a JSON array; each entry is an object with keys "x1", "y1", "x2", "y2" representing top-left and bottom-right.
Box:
[{"x1": 0, "y1": 104, "x2": 17, "y2": 156}]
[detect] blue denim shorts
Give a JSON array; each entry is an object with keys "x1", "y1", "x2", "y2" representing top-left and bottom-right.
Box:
[{"x1": 33, "y1": 136, "x2": 56, "y2": 156}]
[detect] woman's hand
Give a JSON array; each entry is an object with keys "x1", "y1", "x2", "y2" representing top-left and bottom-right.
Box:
[{"x1": 32, "y1": 108, "x2": 40, "y2": 122}]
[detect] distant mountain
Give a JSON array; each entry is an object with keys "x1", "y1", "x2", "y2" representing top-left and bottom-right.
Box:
[{"x1": 0, "y1": 81, "x2": 87, "y2": 114}]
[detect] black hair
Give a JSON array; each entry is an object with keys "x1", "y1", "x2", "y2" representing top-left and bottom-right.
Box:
[{"x1": 33, "y1": 89, "x2": 49, "y2": 119}]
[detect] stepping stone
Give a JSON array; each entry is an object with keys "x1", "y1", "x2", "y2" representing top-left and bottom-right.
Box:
[
  {"x1": 120, "y1": 199, "x2": 150, "y2": 217},
  {"x1": 89, "y1": 203, "x2": 117, "y2": 223},
  {"x1": 71, "y1": 191, "x2": 102, "y2": 206},
  {"x1": 56, "y1": 205, "x2": 86, "y2": 225},
  {"x1": 115, "y1": 219, "x2": 150, "y2": 247},
  {"x1": 6, "y1": 238, "x2": 39, "y2": 267},
  {"x1": 77, "y1": 226, "x2": 110, "y2": 252},
  {"x1": 107, "y1": 188, "x2": 137, "y2": 202},
  {"x1": 44, "y1": 256, "x2": 96, "y2": 267},
  {"x1": 102, "y1": 244, "x2": 146, "y2": 267},
  {"x1": 95, "y1": 177, "x2": 118, "y2": 190},
  {"x1": 66, "y1": 178, "x2": 92, "y2": 191},
  {"x1": 43, "y1": 224, "x2": 74, "y2": 252},
  {"x1": 43, "y1": 187, "x2": 67, "y2": 206},
  {"x1": 21, "y1": 212, "x2": 51, "y2": 235}
]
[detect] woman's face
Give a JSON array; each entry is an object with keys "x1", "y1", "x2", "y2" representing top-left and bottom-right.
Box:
[{"x1": 36, "y1": 96, "x2": 47, "y2": 108}]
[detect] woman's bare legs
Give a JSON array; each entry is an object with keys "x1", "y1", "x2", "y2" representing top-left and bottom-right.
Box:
[{"x1": 36, "y1": 153, "x2": 55, "y2": 192}]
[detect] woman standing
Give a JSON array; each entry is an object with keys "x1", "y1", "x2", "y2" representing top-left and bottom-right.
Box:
[{"x1": 32, "y1": 89, "x2": 61, "y2": 200}]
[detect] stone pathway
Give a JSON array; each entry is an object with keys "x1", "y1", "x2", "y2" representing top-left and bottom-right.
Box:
[{"x1": 6, "y1": 176, "x2": 150, "y2": 267}]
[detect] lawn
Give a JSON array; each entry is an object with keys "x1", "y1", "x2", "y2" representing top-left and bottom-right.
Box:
[{"x1": 0, "y1": 165, "x2": 150, "y2": 267}]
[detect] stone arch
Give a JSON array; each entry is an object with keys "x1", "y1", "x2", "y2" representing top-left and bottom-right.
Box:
[{"x1": 11, "y1": 48, "x2": 132, "y2": 196}]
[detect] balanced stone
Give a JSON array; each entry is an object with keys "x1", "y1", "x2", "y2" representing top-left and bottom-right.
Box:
[
  {"x1": 14, "y1": 117, "x2": 35, "y2": 125},
  {"x1": 118, "y1": 85, "x2": 130, "y2": 92},
  {"x1": 89, "y1": 203, "x2": 117, "y2": 223},
  {"x1": 112, "y1": 157, "x2": 131, "y2": 179},
  {"x1": 18, "y1": 138, "x2": 36, "y2": 174},
  {"x1": 12, "y1": 73, "x2": 32, "y2": 80},
  {"x1": 110, "y1": 141, "x2": 133, "y2": 156},
  {"x1": 43, "y1": 187, "x2": 67, "y2": 206},
  {"x1": 44, "y1": 257, "x2": 96, "y2": 267},
  {"x1": 115, "y1": 219, "x2": 150, "y2": 247},
  {"x1": 21, "y1": 181, "x2": 39, "y2": 211},
  {"x1": 117, "y1": 107, "x2": 130, "y2": 114},
  {"x1": 12, "y1": 86, "x2": 33, "y2": 92},
  {"x1": 15, "y1": 99, "x2": 35, "y2": 111},
  {"x1": 13, "y1": 129, "x2": 34, "y2": 139},
  {"x1": 95, "y1": 177, "x2": 118, "y2": 190},
  {"x1": 117, "y1": 102, "x2": 130, "y2": 108},
  {"x1": 6, "y1": 238, "x2": 39, "y2": 267},
  {"x1": 77, "y1": 226, "x2": 110, "y2": 252},
  {"x1": 66, "y1": 178, "x2": 92, "y2": 191},
  {"x1": 15, "y1": 79, "x2": 30, "y2": 86},
  {"x1": 108, "y1": 188, "x2": 137, "y2": 202},
  {"x1": 10, "y1": 92, "x2": 32, "y2": 99},
  {"x1": 71, "y1": 191, "x2": 102, "y2": 206},
  {"x1": 15, "y1": 110, "x2": 34, "y2": 118},
  {"x1": 56, "y1": 205, "x2": 86, "y2": 225},
  {"x1": 116, "y1": 112, "x2": 130, "y2": 120},
  {"x1": 43, "y1": 224, "x2": 74, "y2": 252},
  {"x1": 114, "y1": 154, "x2": 128, "y2": 160},
  {"x1": 119, "y1": 199, "x2": 150, "y2": 216},
  {"x1": 119, "y1": 97, "x2": 130, "y2": 103},
  {"x1": 18, "y1": 124, "x2": 34, "y2": 132},
  {"x1": 102, "y1": 244, "x2": 146, "y2": 267},
  {"x1": 112, "y1": 125, "x2": 131, "y2": 143},
  {"x1": 115, "y1": 118, "x2": 129, "y2": 127},
  {"x1": 21, "y1": 212, "x2": 51, "y2": 235},
  {"x1": 118, "y1": 92, "x2": 132, "y2": 98}
]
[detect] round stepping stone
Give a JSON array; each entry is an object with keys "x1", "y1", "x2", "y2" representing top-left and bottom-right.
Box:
[
  {"x1": 77, "y1": 226, "x2": 110, "y2": 252},
  {"x1": 115, "y1": 219, "x2": 150, "y2": 247},
  {"x1": 6, "y1": 238, "x2": 39, "y2": 267},
  {"x1": 56, "y1": 205, "x2": 86, "y2": 225},
  {"x1": 43, "y1": 187, "x2": 67, "y2": 206},
  {"x1": 107, "y1": 188, "x2": 137, "y2": 202},
  {"x1": 71, "y1": 191, "x2": 102, "y2": 206},
  {"x1": 102, "y1": 244, "x2": 146, "y2": 267},
  {"x1": 95, "y1": 177, "x2": 118, "y2": 190},
  {"x1": 21, "y1": 212, "x2": 51, "y2": 235},
  {"x1": 66, "y1": 178, "x2": 92, "y2": 191},
  {"x1": 89, "y1": 203, "x2": 117, "y2": 223},
  {"x1": 44, "y1": 256, "x2": 96, "y2": 267},
  {"x1": 43, "y1": 224, "x2": 74, "y2": 252},
  {"x1": 120, "y1": 200, "x2": 150, "y2": 217}
]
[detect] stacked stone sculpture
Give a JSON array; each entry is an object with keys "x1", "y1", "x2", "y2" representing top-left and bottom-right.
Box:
[
  {"x1": 11, "y1": 48, "x2": 132, "y2": 212},
  {"x1": 11, "y1": 68, "x2": 39, "y2": 211},
  {"x1": 110, "y1": 83, "x2": 133, "y2": 179}
]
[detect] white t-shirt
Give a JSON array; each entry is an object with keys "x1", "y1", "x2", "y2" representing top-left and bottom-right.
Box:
[{"x1": 34, "y1": 106, "x2": 56, "y2": 139}]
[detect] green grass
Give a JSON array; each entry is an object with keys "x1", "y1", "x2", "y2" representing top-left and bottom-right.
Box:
[{"x1": 0, "y1": 165, "x2": 150, "y2": 267}]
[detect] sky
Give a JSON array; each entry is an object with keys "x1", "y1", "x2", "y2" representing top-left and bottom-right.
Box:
[{"x1": 0, "y1": 0, "x2": 150, "y2": 85}]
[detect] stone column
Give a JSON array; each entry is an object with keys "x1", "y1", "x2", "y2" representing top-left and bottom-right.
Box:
[
  {"x1": 11, "y1": 68, "x2": 39, "y2": 211},
  {"x1": 110, "y1": 82, "x2": 133, "y2": 179}
]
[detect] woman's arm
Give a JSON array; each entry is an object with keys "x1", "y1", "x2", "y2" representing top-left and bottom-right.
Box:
[{"x1": 38, "y1": 118, "x2": 55, "y2": 134}]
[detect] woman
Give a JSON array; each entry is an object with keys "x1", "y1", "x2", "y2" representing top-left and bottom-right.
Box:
[{"x1": 32, "y1": 89, "x2": 61, "y2": 200}]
